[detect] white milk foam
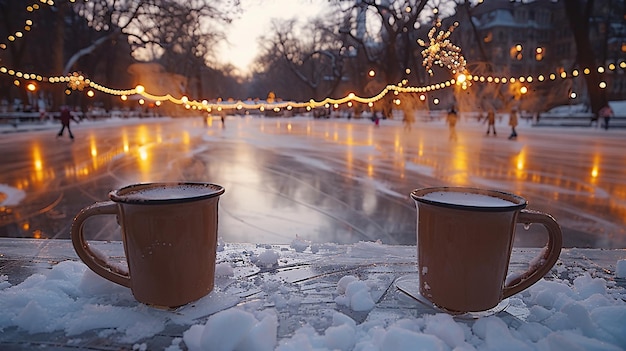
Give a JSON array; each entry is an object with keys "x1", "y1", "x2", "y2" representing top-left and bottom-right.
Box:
[
  {"x1": 420, "y1": 191, "x2": 517, "y2": 207},
  {"x1": 122, "y1": 184, "x2": 217, "y2": 201}
]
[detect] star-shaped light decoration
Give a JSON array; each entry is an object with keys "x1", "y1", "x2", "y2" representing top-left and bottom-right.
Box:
[
  {"x1": 68, "y1": 72, "x2": 90, "y2": 91},
  {"x1": 417, "y1": 19, "x2": 467, "y2": 76}
]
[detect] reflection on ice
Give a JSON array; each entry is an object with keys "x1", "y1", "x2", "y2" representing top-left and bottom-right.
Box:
[{"x1": 0, "y1": 117, "x2": 626, "y2": 248}]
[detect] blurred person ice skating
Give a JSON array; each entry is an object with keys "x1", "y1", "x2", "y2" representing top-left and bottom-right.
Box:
[
  {"x1": 447, "y1": 106, "x2": 458, "y2": 141},
  {"x1": 598, "y1": 104, "x2": 614, "y2": 130},
  {"x1": 57, "y1": 106, "x2": 79, "y2": 140},
  {"x1": 403, "y1": 113, "x2": 414, "y2": 131},
  {"x1": 485, "y1": 109, "x2": 497, "y2": 136},
  {"x1": 508, "y1": 108, "x2": 518, "y2": 140}
]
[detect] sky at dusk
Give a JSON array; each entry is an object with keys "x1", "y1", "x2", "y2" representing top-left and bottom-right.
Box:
[{"x1": 219, "y1": 0, "x2": 326, "y2": 75}]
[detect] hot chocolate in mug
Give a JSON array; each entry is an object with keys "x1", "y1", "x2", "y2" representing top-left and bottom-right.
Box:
[
  {"x1": 411, "y1": 186, "x2": 562, "y2": 313},
  {"x1": 71, "y1": 182, "x2": 225, "y2": 308}
]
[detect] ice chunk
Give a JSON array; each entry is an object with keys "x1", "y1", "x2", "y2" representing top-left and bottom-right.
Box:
[
  {"x1": 573, "y1": 273, "x2": 606, "y2": 299},
  {"x1": 590, "y1": 306, "x2": 626, "y2": 347}
]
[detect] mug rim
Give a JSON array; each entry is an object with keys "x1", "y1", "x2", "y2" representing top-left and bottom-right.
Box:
[
  {"x1": 109, "y1": 182, "x2": 225, "y2": 205},
  {"x1": 410, "y1": 186, "x2": 527, "y2": 212}
]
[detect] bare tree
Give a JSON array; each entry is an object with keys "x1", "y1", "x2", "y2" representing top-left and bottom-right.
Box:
[
  {"x1": 325, "y1": 0, "x2": 465, "y2": 117},
  {"x1": 0, "y1": 0, "x2": 240, "y2": 110},
  {"x1": 68, "y1": 0, "x2": 239, "y2": 74},
  {"x1": 334, "y1": 0, "x2": 460, "y2": 84},
  {"x1": 253, "y1": 17, "x2": 347, "y2": 101}
]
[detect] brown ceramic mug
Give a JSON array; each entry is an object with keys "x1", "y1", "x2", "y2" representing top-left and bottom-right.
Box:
[
  {"x1": 71, "y1": 182, "x2": 225, "y2": 308},
  {"x1": 411, "y1": 187, "x2": 562, "y2": 313}
]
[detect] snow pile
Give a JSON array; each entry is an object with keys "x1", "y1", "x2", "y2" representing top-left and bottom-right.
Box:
[
  {"x1": 0, "y1": 261, "x2": 240, "y2": 344},
  {"x1": 290, "y1": 236, "x2": 310, "y2": 253},
  {"x1": 275, "y1": 272, "x2": 626, "y2": 351},
  {"x1": 183, "y1": 309, "x2": 278, "y2": 351},
  {"x1": 0, "y1": 261, "x2": 163, "y2": 342},
  {"x1": 334, "y1": 275, "x2": 376, "y2": 312},
  {"x1": 0, "y1": 247, "x2": 625, "y2": 350},
  {"x1": 252, "y1": 249, "x2": 280, "y2": 268}
]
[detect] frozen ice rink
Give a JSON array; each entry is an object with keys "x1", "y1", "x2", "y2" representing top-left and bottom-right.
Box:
[{"x1": 1, "y1": 114, "x2": 625, "y2": 248}]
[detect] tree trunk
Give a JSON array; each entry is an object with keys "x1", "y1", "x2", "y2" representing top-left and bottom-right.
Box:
[
  {"x1": 51, "y1": 3, "x2": 67, "y2": 109},
  {"x1": 562, "y1": 0, "x2": 607, "y2": 116},
  {"x1": 462, "y1": 0, "x2": 491, "y2": 71}
]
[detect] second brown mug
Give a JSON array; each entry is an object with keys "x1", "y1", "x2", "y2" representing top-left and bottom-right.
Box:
[{"x1": 411, "y1": 186, "x2": 562, "y2": 313}]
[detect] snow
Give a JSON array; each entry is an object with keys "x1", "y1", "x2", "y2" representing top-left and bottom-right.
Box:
[
  {"x1": 252, "y1": 249, "x2": 280, "y2": 268},
  {"x1": 0, "y1": 183, "x2": 25, "y2": 206},
  {"x1": 617, "y1": 260, "x2": 626, "y2": 278},
  {"x1": 0, "y1": 243, "x2": 625, "y2": 350},
  {"x1": 609, "y1": 100, "x2": 626, "y2": 116},
  {"x1": 334, "y1": 275, "x2": 376, "y2": 312},
  {"x1": 290, "y1": 236, "x2": 310, "y2": 253},
  {"x1": 183, "y1": 308, "x2": 278, "y2": 351},
  {"x1": 535, "y1": 101, "x2": 626, "y2": 117}
]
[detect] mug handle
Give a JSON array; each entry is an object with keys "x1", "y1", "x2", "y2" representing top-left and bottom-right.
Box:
[
  {"x1": 503, "y1": 209, "x2": 562, "y2": 298},
  {"x1": 71, "y1": 201, "x2": 131, "y2": 288}
]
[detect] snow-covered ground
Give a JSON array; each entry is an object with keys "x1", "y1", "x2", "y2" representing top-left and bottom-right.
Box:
[{"x1": 0, "y1": 240, "x2": 625, "y2": 351}]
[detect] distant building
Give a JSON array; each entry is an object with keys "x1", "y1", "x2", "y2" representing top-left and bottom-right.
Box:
[{"x1": 448, "y1": 0, "x2": 626, "y2": 108}]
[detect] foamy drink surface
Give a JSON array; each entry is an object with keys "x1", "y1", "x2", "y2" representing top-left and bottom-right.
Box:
[
  {"x1": 419, "y1": 191, "x2": 517, "y2": 207},
  {"x1": 119, "y1": 184, "x2": 221, "y2": 201}
]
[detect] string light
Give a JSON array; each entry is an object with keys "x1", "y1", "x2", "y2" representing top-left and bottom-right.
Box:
[
  {"x1": 2, "y1": 0, "x2": 624, "y2": 114},
  {"x1": 1, "y1": 2, "x2": 54, "y2": 51},
  {"x1": 2, "y1": 1, "x2": 623, "y2": 114},
  {"x1": 127, "y1": 62, "x2": 623, "y2": 111},
  {"x1": 67, "y1": 72, "x2": 89, "y2": 91}
]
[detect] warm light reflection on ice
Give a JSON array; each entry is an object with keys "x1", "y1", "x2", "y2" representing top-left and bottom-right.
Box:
[
  {"x1": 2, "y1": 117, "x2": 626, "y2": 247},
  {"x1": 450, "y1": 143, "x2": 469, "y2": 185}
]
